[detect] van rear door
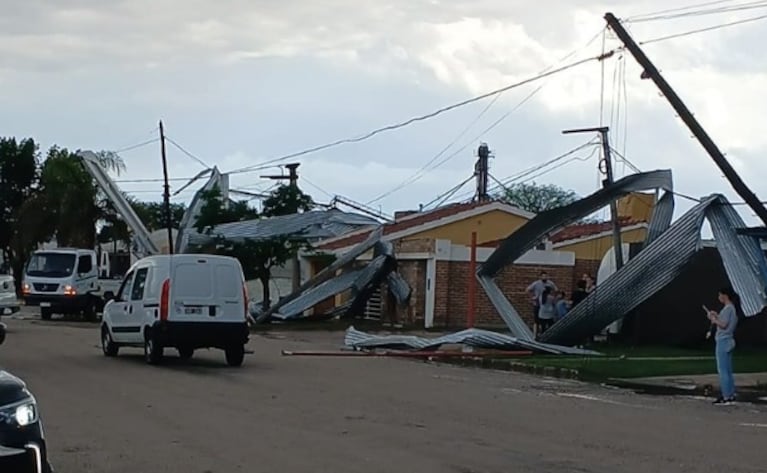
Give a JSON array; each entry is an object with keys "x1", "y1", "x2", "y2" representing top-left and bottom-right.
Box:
[{"x1": 169, "y1": 257, "x2": 245, "y2": 323}]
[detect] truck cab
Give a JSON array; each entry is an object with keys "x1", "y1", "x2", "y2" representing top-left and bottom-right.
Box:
[{"x1": 21, "y1": 249, "x2": 99, "y2": 321}]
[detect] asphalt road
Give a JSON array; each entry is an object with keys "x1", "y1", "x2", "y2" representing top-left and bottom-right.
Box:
[{"x1": 2, "y1": 316, "x2": 767, "y2": 473}]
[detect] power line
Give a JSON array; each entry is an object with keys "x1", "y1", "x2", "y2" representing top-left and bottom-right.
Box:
[
  {"x1": 164, "y1": 136, "x2": 211, "y2": 169},
  {"x1": 363, "y1": 24, "x2": 603, "y2": 207},
  {"x1": 626, "y1": 1, "x2": 767, "y2": 22},
  {"x1": 227, "y1": 51, "x2": 615, "y2": 175},
  {"x1": 365, "y1": 84, "x2": 545, "y2": 206},
  {"x1": 626, "y1": 0, "x2": 741, "y2": 21},
  {"x1": 422, "y1": 175, "x2": 476, "y2": 210},
  {"x1": 638, "y1": 12, "x2": 767, "y2": 44},
  {"x1": 301, "y1": 176, "x2": 335, "y2": 199},
  {"x1": 113, "y1": 138, "x2": 160, "y2": 154},
  {"x1": 114, "y1": 176, "x2": 204, "y2": 183},
  {"x1": 364, "y1": 94, "x2": 503, "y2": 206},
  {"x1": 608, "y1": 147, "x2": 642, "y2": 174}
]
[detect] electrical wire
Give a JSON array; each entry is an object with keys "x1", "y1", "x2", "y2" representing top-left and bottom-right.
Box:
[
  {"x1": 608, "y1": 147, "x2": 642, "y2": 174},
  {"x1": 422, "y1": 175, "x2": 476, "y2": 210},
  {"x1": 626, "y1": 1, "x2": 767, "y2": 22},
  {"x1": 227, "y1": 51, "x2": 615, "y2": 175},
  {"x1": 364, "y1": 94, "x2": 503, "y2": 206},
  {"x1": 365, "y1": 84, "x2": 545, "y2": 206},
  {"x1": 164, "y1": 136, "x2": 211, "y2": 169},
  {"x1": 114, "y1": 176, "x2": 204, "y2": 183},
  {"x1": 301, "y1": 176, "x2": 335, "y2": 199},
  {"x1": 626, "y1": 0, "x2": 741, "y2": 21},
  {"x1": 639, "y1": 12, "x2": 767, "y2": 44},
  {"x1": 113, "y1": 138, "x2": 160, "y2": 154}
]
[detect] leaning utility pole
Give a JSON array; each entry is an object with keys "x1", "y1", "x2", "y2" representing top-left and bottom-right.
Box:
[
  {"x1": 605, "y1": 12, "x2": 767, "y2": 227},
  {"x1": 261, "y1": 163, "x2": 302, "y2": 291},
  {"x1": 563, "y1": 126, "x2": 624, "y2": 269},
  {"x1": 158, "y1": 120, "x2": 174, "y2": 254}
]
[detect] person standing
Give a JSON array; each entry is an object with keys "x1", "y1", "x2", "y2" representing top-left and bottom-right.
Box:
[
  {"x1": 537, "y1": 287, "x2": 557, "y2": 334},
  {"x1": 527, "y1": 271, "x2": 557, "y2": 335},
  {"x1": 707, "y1": 287, "x2": 739, "y2": 405}
]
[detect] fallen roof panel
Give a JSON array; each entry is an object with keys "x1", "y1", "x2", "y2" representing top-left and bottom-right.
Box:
[
  {"x1": 476, "y1": 170, "x2": 674, "y2": 340},
  {"x1": 344, "y1": 326, "x2": 600, "y2": 355},
  {"x1": 540, "y1": 194, "x2": 767, "y2": 345}
]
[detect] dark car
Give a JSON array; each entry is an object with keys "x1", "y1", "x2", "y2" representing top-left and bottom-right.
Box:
[{"x1": 0, "y1": 323, "x2": 53, "y2": 472}]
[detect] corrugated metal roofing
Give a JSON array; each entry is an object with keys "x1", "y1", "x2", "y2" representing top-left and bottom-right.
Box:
[
  {"x1": 187, "y1": 209, "x2": 379, "y2": 246},
  {"x1": 176, "y1": 167, "x2": 224, "y2": 253},
  {"x1": 476, "y1": 170, "x2": 674, "y2": 341},
  {"x1": 540, "y1": 194, "x2": 767, "y2": 345},
  {"x1": 344, "y1": 326, "x2": 601, "y2": 355}
]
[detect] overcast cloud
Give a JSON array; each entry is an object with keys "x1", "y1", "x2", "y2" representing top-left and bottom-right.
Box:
[{"x1": 1, "y1": 0, "x2": 765, "y2": 226}]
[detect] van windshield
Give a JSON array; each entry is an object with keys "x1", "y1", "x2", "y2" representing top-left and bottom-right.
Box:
[{"x1": 26, "y1": 252, "x2": 77, "y2": 278}]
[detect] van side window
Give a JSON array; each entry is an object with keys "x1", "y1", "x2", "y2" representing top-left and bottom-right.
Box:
[
  {"x1": 116, "y1": 271, "x2": 135, "y2": 301},
  {"x1": 131, "y1": 268, "x2": 149, "y2": 301},
  {"x1": 77, "y1": 255, "x2": 93, "y2": 274}
]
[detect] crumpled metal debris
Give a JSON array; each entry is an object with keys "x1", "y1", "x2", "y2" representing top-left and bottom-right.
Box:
[
  {"x1": 344, "y1": 326, "x2": 601, "y2": 355},
  {"x1": 540, "y1": 194, "x2": 767, "y2": 345},
  {"x1": 260, "y1": 227, "x2": 412, "y2": 322},
  {"x1": 477, "y1": 169, "x2": 674, "y2": 340}
]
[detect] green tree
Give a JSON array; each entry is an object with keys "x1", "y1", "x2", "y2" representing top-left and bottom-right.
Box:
[
  {"x1": 501, "y1": 182, "x2": 579, "y2": 213},
  {"x1": 39, "y1": 147, "x2": 127, "y2": 248},
  {"x1": 192, "y1": 184, "x2": 314, "y2": 311},
  {"x1": 0, "y1": 137, "x2": 42, "y2": 288}
]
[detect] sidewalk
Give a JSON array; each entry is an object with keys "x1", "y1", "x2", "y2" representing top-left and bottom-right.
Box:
[{"x1": 608, "y1": 372, "x2": 767, "y2": 398}]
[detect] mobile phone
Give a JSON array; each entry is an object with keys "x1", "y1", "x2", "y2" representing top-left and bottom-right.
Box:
[{"x1": 702, "y1": 304, "x2": 710, "y2": 314}]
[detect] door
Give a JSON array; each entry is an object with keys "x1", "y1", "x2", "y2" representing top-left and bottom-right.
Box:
[
  {"x1": 107, "y1": 270, "x2": 135, "y2": 343},
  {"x1": 124, "y1": 267, "x2": 150, "y2": 343}
]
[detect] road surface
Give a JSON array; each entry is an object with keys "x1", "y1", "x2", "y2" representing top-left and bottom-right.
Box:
[{"x1": 2, "y1": 316, "x2": 766, "y2": 473}]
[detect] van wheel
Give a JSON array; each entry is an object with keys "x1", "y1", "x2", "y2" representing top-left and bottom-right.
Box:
[
  {"x1": 225, "y1": 345, "x2": 245, "y2": 367},
  {"x1": 178, "y1": 347, "x2": 194, "y2": 360},
  {"x1": 41, "y1": 307, "x2": 52, "y2": 321},
  {"x1": 144, "y1": 333, "x2": 164, "y2": 365},
  {"x1": 101, "y1": 326, "x2": 119, "y2": 357}
]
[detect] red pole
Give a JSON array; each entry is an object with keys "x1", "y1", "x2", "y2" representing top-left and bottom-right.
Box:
[{"x1": 467, "y1": 231, "x2": 477, "y2": 328}]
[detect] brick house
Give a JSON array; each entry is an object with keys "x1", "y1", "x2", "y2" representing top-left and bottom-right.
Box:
[{"x1": 309, "y1": 197, "x2": 654, "y2": 330}]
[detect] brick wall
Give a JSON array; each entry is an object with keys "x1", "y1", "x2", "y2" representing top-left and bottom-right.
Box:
[
  {"x1": 433, "y1": 261, "x2": 574, "y2": 329},
  {"x1": 573, "y1": 259, "x2": 600, "y2": 285},
  {"x1": 382, "y1": 259, "x2": 426, "y2": 326}
]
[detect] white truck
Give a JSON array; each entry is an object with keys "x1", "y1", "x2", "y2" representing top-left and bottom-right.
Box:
[{"x1": 21, "y1": 248, "x2": 123, "y2": 321}]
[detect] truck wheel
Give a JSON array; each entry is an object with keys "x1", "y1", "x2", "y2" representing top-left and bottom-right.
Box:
[
  {"x1": 225, "y1": 345, "x2": 245, "y2": 367},
  {"x1": 101, "y1": 326, "x2": 119, "y2": 357},
  {"x1": 144, "y1": 332, "x2": 164, "y2": 365},
  {"x1": 178, "y1": 347, "x2": 194, "y2": 360},
  {"x1": 41, "y1": 307, "x2": 52, "y2": 321}
]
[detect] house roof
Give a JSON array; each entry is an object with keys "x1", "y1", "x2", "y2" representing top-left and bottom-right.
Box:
[
  {"x1": 314, "y1": 200, "x2": 534, "y2": 251},
  {"x1": 550, "y1": 217, "x2": 647, "y2": 244},
  {"x1": 475, "y1": 217, "x2": 648, "y2": 248}
]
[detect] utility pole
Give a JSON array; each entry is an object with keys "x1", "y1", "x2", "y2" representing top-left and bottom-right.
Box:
[
  {"x1": 605, "y1": 12, "x2": 767, "y2": 227},
  {"x1": 261, "y1": 163, "x2": 302, "y2": 291},
  {"x1": 475, "y1": 143, "x2": 491, "y2": 201},
  {"x1": 159, "y1": 120, "x2": 174, "y2": 254},
  {"x1": 563, "y1": 126, "x2": 624, "y2": 269}
]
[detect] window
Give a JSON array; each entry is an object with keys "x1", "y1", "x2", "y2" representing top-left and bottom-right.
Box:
[
  {"x1": 131, "y1": 268, "x2": 149, "y2": 301},
  {"x1": 116, "y1": 271, "x2": 134, "y2": 301},
  {"x1": 25, "y1": 253, "x2": 76, "y2": 278},
  {"x1": 77, "y1": 255, "x2": 93, "y2": 274},
  {"x1": 215, "y1": 264, "x2": 240, "y2": 299}
]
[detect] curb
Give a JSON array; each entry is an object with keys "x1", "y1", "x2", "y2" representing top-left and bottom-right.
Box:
[{"x1": 440, "y1": 356, "x2": 582, "y2": 380}]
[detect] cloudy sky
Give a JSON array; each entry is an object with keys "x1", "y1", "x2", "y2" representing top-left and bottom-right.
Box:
[{"x1": 2, "y1": 0, "x2": 766, "y2": 225}]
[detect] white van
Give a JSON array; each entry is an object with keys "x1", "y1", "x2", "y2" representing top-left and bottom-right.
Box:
[
  {"x1": 0, "y1": 275, "x2": 20, "y2": 316},
  {"x1": 100, "y1": 254, "x2": 250, "y2": 366}
]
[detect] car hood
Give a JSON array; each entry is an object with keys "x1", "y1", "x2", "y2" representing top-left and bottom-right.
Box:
[{"x1": 0, "y1": 370, "x2": 29, "y2": 406}]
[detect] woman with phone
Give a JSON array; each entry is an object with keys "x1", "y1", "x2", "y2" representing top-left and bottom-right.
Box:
[{"x1": 706, "y1": 287, "x2": 739, "y2": 405}]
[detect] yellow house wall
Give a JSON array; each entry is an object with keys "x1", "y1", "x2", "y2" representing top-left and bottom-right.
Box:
[
  {"x1": 617, "y1": 192, "x2": 655, "y2": 221},
  {"x1": 555, "y1": 227, "x2": 648, "y2": 260},
  {"x1": 403, "y1": 210, "x2": 528, "y2": 245}
]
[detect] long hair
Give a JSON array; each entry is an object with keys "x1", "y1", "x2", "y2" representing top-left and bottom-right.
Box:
[{"x1": 719, "y1": 286, "x2": 742, "y2": 315}]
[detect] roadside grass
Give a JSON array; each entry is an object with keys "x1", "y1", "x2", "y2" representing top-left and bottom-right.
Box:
[{"x1": 520, "y1": 345, "x2": 767, "y2": 381}]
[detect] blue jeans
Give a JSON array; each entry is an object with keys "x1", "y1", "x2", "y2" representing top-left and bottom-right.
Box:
[{"x1": 716, "y1": 338, "x2": 736, "y2": 399}]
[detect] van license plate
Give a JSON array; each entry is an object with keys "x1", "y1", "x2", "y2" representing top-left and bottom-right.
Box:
[
  {"x1": 40, "y1": 302, "x2": 51, "y2": 308},
  {"x1": 184, "y1": 307, "x2": 202, "y2": 315}
]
